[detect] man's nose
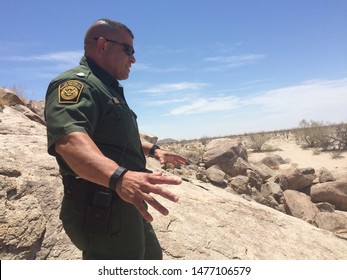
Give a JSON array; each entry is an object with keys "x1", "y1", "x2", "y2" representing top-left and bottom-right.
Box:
[{"x1": 130, "y1": 55, "x2": 136, "y2": 64}]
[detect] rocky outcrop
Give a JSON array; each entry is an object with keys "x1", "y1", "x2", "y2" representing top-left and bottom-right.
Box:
[
  {"x1": 1, "y1": 99, "x2": 347, "y2": 260},
  {"x1": 195, "y1": 137, "x2": 347, "y2": 241},
  {"x1": 0, "y1": 106, "x2": 80, "y2": 259},
  {"x1": 150, "y1": 173, "x2": 347, "y2": 259}
]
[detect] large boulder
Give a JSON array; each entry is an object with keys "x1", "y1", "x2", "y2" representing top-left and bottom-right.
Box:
[
  {"x1": 229, "y1": 175, "x2": 251, "y2": 195},
  {"x1": 203, "y1": 138, "x2": 248, "y2": 177},
  {"x1": 261, "y1": 154, "x2": 286, "y2": 169},
  {"x1": 317, "y1": 167, "x2": 335, "y2": 183},
  {"x1": 311, "y1": 180, "x2": 347, "y2": 211},
  {"x1": 314, "y1": 212, "x2": 347, "y2": 239},
  {"x1": 205, "y1": 165, "x2": 227, "y2": 187},
  {"x1": 0, "y1": 88, "x2": 25, "y2": 106},
  {"x1": 275, "y1": 168, "x2": 316, "y2": 191},
  {"x1": 283, "y1": 190, "x2": 320, "y2": 223}
]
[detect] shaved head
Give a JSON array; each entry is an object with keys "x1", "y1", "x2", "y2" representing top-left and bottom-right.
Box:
[
  {"x1": 84, "y1": 19, "x2": 134, "y2": 53},
  {"x1": 83, "y1": 18, "x2": 136, "y2": 80}
]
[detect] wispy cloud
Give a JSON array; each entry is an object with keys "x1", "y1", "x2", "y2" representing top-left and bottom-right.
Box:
[
  {"x1": 204, "y1": 54, "x2": 266, "y2": 71},
  {"x1": 0, "y1": 51, "x2": 82, "y2": 63},
  {"x1": 142, "y1": 82, "x2": 209, "y2": 94},
  {"x1": 245, "y1": 78, "x2": 347, "y2": 114},
  {"x1": 165, "y1": 78, "x2": 347, "y2": 120},
  {"x1": 168, "y1": 95, "x2": 240, "y2": 115},
  {"x1": 133, "y1": 63, "x2": 188, "y2": 73}
]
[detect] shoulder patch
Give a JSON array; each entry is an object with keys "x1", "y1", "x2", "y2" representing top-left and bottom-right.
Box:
[{"x1": 58, "y1": 80, "x2": 84, "y2": 104}]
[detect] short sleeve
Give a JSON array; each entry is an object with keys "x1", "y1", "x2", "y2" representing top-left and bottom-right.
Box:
[{"x1": 45, "y1": 79, "x2": 100, "y2": 156}]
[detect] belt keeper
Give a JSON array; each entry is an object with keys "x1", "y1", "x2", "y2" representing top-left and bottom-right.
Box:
[{"x1": 109, "y1": 166, "x2": 128, "y2": 192}]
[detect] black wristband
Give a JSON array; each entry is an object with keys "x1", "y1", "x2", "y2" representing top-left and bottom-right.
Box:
[
  {"x1": 149, "y1": 144, "x2": 160, "y2": 157},
  {"x1": 109, "y1": 166, "x2": 128, "y2": 191}
]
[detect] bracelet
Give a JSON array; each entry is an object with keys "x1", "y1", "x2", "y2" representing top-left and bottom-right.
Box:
[
  {"x1": 149, "y1": 144, "x2": 160, "y2": 157},
  {"x1": 109, "y1": 166, "x2": 128, "y2": 191}
]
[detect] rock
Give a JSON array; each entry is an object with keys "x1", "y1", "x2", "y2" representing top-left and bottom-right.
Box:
[
  {"x1": 13, "y1": 104, "x2": 46, "y2": 125},
  {"x1": 275, "y1": 168, "x2": 316, "y2": 191},
  {"x1": 140, "y1": 131, "x2": 158, "y2": 144},
  {"x1": 315, "y1": 202, "x2": 336, "y2": 212},
  {"x1": 260, "y1": 182, "x2": 283, "y2": 203},
  {"x1": 0, "y1": 88, "x2": 25, "y2": 106},
  {"x1": 311, "y1": 180, "x2": 347, "y2": 211},
  {"x1": 203, "y1": 138, "x2": 248, "y2": 177},
  {"x1": 0, "y1": 194, "x2": 46, "y2": 259},
  {"x1": 3, "y1": 102, "x2": 347, "y2": 260},
  {"x1": 261, "y1": 154, "x2": 286, "y2": 169},
  {"x1": 229, "y1": 175, "x2": 251, "y2": 195},
  {"x1": 152, "y1": 179, "x2": 347, "y2": 259},
  {"x1": 0, "y1": 106, "x2": 80, "y2": 260},
  {"x1": 314, "y1": 212, "x2": 347, "y2": 239},
  {"x1": 318, "y1": 167, "x2": 335, "y2": 183},
  {"x1": 249, "y1": 163, "x2": 277, "y2": 181},
  {"x1": 206, "y1": 165, "x2": 227, "y2": 187},
  {"x1": 232, "y1": 157, "x2": 253, "y2": 177},
  {"x1": 27, "y1": 100, "x2": 45, "y2": 120},
  {"x1": 196, "y1": 167, "x2": 208, "y2": 182},
  {"x1": 283, "y1": 190, "x2": 320, "y2": 223},
  {"x1": 246, "y1": 169, "x2": 263, "y2": 190}
]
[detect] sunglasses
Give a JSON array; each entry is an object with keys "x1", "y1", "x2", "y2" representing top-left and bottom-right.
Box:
[{"x1": 94, "y1": 37, "x2": 135, "y2": 56}]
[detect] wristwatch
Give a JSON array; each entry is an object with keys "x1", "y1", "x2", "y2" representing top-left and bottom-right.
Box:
[
  {"x1": 149, "y1": 144, "x2": 160, "y2": 157},
  {"x1": 109, "y1": 166, "x2": 128, "y2": 191}
]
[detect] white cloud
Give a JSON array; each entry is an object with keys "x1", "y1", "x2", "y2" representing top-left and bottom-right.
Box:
[
  {"x1": 204, "y1": 54, "x2": 266, "y2": 70},
  {"x1": 0, "y1": 51, "x2": 82, "y2": 63},
  {"x1": 143, "y1": 82, "x2": 209, "y2": 94},
  {"x1": 168, "y1": 95, "x2": 240, "y2": 115},
  {"x1": 133, "y1": 63, "x2": 187, "y2": 73},
  {"x1": 246, "y1": 78, "x2": 347, "y2": 114},
  {"x1": 165, "y1": 77, "x2": 347, "y2": 122}
]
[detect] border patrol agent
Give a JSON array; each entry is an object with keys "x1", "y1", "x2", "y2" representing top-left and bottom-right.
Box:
[{"x1": 44, "y1": 18, "x2": 187, "y2": 260}]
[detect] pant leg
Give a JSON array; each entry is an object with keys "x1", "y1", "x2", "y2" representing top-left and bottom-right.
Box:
[
  {"x1": 143, "y1": 219, "x2": 163, "y2": 260},
  {"x1": 84, "y1": 199, "x2": 147, "y2": 260}
]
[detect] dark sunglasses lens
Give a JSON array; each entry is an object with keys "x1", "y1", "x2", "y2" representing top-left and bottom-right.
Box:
[{"x1": 124, "y1": 45, "x2": 134, "y2": 55}]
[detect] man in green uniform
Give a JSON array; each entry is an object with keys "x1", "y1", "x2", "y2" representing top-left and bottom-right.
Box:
[{"x1": 44, "y1": 18, "x2": 187, "y2": 260}]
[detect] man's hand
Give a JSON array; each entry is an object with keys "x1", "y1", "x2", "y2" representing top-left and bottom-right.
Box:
[
  {"x1": 154, "y1": 149, "x2": 188, "y2": 165},
  {"x1": 115, "y1": 171, "x2": 182, "y2": 222}
]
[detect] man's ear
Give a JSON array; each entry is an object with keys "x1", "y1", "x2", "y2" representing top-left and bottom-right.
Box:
[{"x1": 95, "y1": 37, "x2": 107, "y2": 54}]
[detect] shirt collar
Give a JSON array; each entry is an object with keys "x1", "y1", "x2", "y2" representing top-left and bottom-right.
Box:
[{"x1": 80, "y1": 56, "x2": 121, "y2": 89}]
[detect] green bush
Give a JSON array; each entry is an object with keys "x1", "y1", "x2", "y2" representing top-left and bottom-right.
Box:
[
  {"x1": 248, "y1": 133, "x2": 271, "y2": 152},
  {"x1": 295, "y1": 119, "x2": 330, "y2": 149}
]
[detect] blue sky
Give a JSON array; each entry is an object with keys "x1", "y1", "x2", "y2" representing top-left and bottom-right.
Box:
[{"x1": 1, "y1": 0, "x2": 346, "y2": 140}]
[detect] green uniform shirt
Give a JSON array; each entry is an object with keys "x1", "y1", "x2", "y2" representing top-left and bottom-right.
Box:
[{"x1": 45, "y1": 56, "x2": 146, "y2": 175}]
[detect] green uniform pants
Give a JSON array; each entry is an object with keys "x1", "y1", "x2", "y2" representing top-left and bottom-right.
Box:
[{"x1": 59, "y1": 178, "x2": 162, "y2": 260}]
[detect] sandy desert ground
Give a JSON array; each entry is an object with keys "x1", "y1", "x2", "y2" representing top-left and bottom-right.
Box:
[{"x1": 247, "y1": 136, "x2": 347, "y2": 180}]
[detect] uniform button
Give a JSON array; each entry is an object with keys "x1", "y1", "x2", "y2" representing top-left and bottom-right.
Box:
[{"x1": 76, "y1": 72, "x2": 85, "y2": 77}]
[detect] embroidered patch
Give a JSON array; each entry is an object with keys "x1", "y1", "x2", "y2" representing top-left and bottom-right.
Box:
[{"x1": 58, "y1": 80, "x2": 84, "y2": 104}]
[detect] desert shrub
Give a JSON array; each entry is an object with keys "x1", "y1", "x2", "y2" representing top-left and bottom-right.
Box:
[
  {"x1": 248, "y1": 133, "x2": 271, "y2": 152},
  {"x1": 330, "y1": 124, "x2": 347, "y2": 150},
  {"x1": 295, "y1": 119, "x2": 330, "y2": 149}
]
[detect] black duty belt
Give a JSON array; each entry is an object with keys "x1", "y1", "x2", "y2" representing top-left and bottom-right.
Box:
[{"x1": 62, "y1": 175, "x2": 118, "y2": 206}]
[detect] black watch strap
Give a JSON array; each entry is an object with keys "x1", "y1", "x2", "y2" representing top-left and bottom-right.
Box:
[
  {"x1": 109, "y1": 166, "x2": 128, "y2": 191},
  {"x1": 149, "y1": 144, "x2": 160, "y2": 157}
]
